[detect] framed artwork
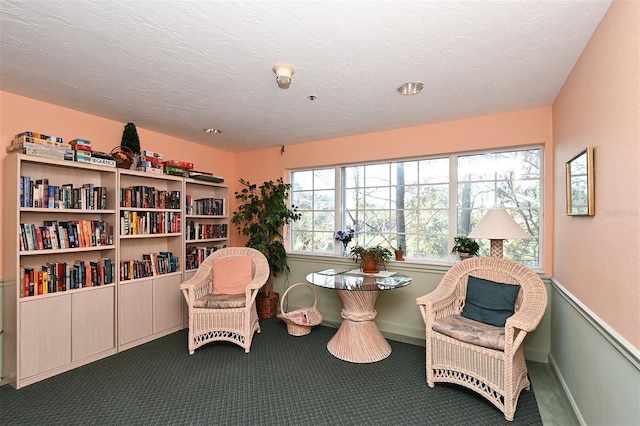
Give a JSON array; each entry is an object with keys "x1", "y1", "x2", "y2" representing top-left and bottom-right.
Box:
[{"x1": 566, "y1": 146, "x2": 594, "y2": 216}]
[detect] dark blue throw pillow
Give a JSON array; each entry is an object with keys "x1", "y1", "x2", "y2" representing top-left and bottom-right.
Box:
[{"x1": 461, "y1": 276, "x2": 521, "y2": 327}]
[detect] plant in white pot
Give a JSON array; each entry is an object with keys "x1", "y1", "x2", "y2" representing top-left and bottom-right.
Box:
[
  {"x1": 231, "y1": 178, "x2": 300, "y2": 318},
  {"x1": 451, "y1": 235, "x2": 480, "y2": 260}
]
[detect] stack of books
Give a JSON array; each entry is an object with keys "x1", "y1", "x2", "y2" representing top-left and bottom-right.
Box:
[
  {"x1": 136, "y1": 149, "x2": 164, "y2": 174},
  {"x1": 69, "y1": 139, "x2": 116, "y2": 167},
  {"x1": 163, "y1": 159, "x2": 193, "y2": 177},
  {"x1": 188, "y1": 170, "x2": 224, "y2": 183},
  {"x1": 6, "y1": 131, "x2": 74, "y2": 161}
]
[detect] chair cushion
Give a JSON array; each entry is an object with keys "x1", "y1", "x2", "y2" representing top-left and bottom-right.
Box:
[
  {"x1": 461, "y1": 275, "x2": 521, "y2": 327},
  {"x1": 212, "y1": 256, "x2": 252, "y2": 295},
  {"x1": 194, "y1": 293, "x2": 246, "y2": 309},
  {"x1": 432, "y1": 315, "x2": 505, "y2": 351}
]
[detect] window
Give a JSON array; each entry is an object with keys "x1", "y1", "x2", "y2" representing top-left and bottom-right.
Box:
[
  {"x1": 290, "y1": 147, "x2": 542, "y2": 266},
  {"x1": 457, "y1": 149, "x2": 541, "y2": 265},
  {"x1": 290, "y1": 168, "x2": 336, "y2": 252}
]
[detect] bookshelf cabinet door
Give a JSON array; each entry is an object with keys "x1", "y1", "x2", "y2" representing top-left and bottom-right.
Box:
[
  {"x1": 119, "y1": 280, "x2": 153, "y2": 346},
  {"x1": 72, "y1": 286, "x2": 115, "y2": 361},
  {"x1": 153, "y1": 274, "x2": 183, "y2": 333},
  {"x1": 20, "y1": 296, "x2": 72, "y2": 379}
]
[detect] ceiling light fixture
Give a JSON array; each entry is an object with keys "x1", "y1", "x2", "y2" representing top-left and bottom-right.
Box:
[
  {"x1": 396, "y1": 81, "x2": 424, "y2": 96},
  {"x1": 203, "y1": 128, "x2": 222, "y2": 134},
  {"x1": 272, "y1": 64, "x2": 295, "y2": 89}
]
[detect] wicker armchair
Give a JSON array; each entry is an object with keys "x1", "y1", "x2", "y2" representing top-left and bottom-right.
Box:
[
  {"x1": 416, "y1": 257, "x2": 547, "y2": 421},
  {"x1": 180, "y1": 247, "x2": 269, "y2": 354}
]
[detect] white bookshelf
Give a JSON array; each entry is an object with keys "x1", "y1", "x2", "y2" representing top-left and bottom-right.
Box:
[
  {"x1": 3, "y1": 156, "x2": 230, "y2": 388},
  {"x1": 3, "y1": 155, "x2": 118, "y2": 388},
  {"x1": 117, "y1": 169, "x2": 184, "y2": 351}
]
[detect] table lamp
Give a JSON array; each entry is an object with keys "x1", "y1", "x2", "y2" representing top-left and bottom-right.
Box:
[{"x1": 467, "y1": 208, "x2": 530, "y2": 257}]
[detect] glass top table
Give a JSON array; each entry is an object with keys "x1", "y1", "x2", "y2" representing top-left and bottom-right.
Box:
[
  {"x1": 306, "y1": 271, "x2": 412, "y2": 363},
  {"x1": 306, "y1": 271, "x2": 412, "y2": 291}
]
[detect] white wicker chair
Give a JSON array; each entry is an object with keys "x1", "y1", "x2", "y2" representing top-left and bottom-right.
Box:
[
  {"x1": 416, "y1": 257, "x2": 547, "y2": 421},
  {"x1": 180, "y1": 247, "x2": 269, "y2": 354}
]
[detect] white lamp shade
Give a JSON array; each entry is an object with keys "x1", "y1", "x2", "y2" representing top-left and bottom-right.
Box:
[{"x1": 467, "y1": 208, "x2": 530, "y2": 240}]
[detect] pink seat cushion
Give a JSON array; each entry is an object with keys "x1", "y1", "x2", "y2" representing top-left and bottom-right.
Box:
[
  {"x1": 212, "y1": 256, "x2": 252, "y2": 295},
  {"x1": 432, "y1": 315, "x2": 505, "y2": 351}
]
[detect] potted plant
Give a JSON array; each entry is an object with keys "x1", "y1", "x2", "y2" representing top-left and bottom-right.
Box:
[
  {"x1": 231, "y1": 178, "x2": 301, "y2": 318},
  {"x1": 349, "y1": 245, "x2": 393, "y2": 273},
  {"x1": 394, "y1": 245, "x2": 404, "y2": 261},
  {"x1": 121, "y1": 122, "x2": 141, "y2": 155},
  {"x1": 451, "y1": 235, "x2": 480, "y2": 259}
]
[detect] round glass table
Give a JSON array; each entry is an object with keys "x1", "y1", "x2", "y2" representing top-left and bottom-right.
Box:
[{"x1": 306, "y1": 271, "x2": 411, "y2": 363}]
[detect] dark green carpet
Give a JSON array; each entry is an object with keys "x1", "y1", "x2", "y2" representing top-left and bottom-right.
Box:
[{"x1": 0, "y1": 319, "x2": 542, "y2": 425}]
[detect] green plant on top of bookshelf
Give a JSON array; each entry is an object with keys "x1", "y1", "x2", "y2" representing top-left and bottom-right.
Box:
[{"x1": 121, "y1": 122, "x2": 141, "y2": 155}]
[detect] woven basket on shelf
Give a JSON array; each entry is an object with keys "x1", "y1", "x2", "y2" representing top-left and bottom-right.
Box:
[
  {"x1": 111, "y1": 145, "x2": 135, "y2": 169},
  {"x1": 278, "y1": 283, "x2": 323, "y2": 336}
]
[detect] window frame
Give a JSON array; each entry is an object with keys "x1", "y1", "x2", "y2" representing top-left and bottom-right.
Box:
[{"x1": 289, "y1": 145, "x2": 544, "y2": 269}]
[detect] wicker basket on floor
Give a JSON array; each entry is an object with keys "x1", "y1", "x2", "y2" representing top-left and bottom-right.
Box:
[{"x1": 278, "y1": 283, "x2": 323, "y2": 336}]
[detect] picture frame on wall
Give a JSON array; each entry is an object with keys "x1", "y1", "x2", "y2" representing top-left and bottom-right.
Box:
[{"x1": 566, "y1": 146, "x2": 595, "y2": 216}]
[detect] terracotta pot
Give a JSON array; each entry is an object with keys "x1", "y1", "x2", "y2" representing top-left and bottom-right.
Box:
[
  {"x1": 362, "y1": 255, "x2": 379, "y2": 274},
  {"x1": 257, "y1": 292, "x2": 279, "y2": 319},
  {"x1": 394, "y1": 250, "x2": 404, "y2": 261}
]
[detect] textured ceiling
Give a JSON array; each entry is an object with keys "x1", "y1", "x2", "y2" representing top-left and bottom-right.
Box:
[{"x1": 0, "y1": 0, "x2": 611, "y2": 152}]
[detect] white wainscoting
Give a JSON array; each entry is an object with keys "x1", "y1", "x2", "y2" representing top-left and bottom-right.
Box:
[{"x1": 550, "y1": 279, "x2": 640, "y2": 426}]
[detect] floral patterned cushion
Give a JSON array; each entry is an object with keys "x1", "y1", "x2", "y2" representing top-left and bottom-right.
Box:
[
  {"x1": 432, "y1": 315, "x2": 505, "y2": 351},
  {"x1": 194, "y1": 293, "x2": 246, "y2": 309}
]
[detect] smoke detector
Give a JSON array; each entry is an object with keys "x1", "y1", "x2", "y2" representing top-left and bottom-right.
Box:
[{"x1": 272, "y1": 64, "x2": 295, "y2": 89}]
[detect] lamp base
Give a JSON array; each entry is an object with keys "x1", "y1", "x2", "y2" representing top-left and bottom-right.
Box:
[{"x1": 490, "y1": 239, "x2": 504, "y2": 258}]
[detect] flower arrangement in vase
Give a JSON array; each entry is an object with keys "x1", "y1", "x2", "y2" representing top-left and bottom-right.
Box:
[{"x1": 335, "y1": 229, "x2": 355, "y2": 256}]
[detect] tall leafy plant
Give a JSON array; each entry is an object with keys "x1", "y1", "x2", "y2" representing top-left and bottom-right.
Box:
[{"x1": 231, "y1": 178, "x2": 300, "y2": 295}]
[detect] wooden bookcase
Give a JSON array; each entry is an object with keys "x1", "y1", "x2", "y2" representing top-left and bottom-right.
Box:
[
  {"x1": 3, "y1": 155, "x2": 118, "y2": 388},
  {"x1": 3, "y1": 156, "x2": 230, "y2": 388}
]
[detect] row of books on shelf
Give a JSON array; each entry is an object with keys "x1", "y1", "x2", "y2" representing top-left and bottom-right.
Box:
[
  {"x1": 120, "y1": 252, "x2": 180, "y2": 281},
  {"x1": 21, "y1": 258, "x2": 115, "y2": 297},
  {"x1": 120, "y1": 187, "x2": 181, "y2": 209},
  {"x1": 20, "y1": 176, "x2": 108, "y2": 209},
  {"x1": 20, "y1": 220, "x2": 114, "y2": 251},
  {"x1": 120, "y1": 211, "x2": 181, "y2": 236},
  {"x1": 185, "y1": 246, "x2": 221, "y2": 270},
  {"x1": 185, "y1": 196, "x2": 225, "y2": 216},
  {"x1": 186, "y1": 222, "x2": 228, "y2": 240}
]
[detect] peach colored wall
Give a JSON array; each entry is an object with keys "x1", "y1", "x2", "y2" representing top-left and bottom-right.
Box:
[
  {"x1": 552, "y1": 0, "x2": 639, "y2": 349},
  {"x1": 227, "y1": 145, "x2": 284, "y2": 246},
  {"x1": 236, "y1": 107, "x2": 555, "y2": 274},
  {"x1": 0, "y1": 91, "x2": 235, "y2": 277}
]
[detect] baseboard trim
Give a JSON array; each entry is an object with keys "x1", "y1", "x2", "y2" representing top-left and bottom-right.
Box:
[
  {"x1": 548, "y1": 352, "x2": 587, "y2": 426},
  {"x1": 551, "y1": 278, "x2": 640, "y2": 369}
]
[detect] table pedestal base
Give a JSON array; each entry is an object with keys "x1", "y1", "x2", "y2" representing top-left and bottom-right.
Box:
[{"x1": 326, "y1": 290, "x2": 391, "y2": 363}]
